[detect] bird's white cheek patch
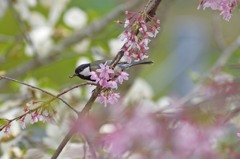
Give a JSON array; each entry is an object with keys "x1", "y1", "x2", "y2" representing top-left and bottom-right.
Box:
[{"x1": 81, "y1": 67, "x2": 90, "y2": 76}]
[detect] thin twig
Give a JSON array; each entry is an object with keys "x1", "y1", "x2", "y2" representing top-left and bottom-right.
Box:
[
  {"x1": 0, "y1": 75, "x2": 78, "y2": 114},
  {"x1": 47, "y1": 82, "x2": 96, "y2": 104}
]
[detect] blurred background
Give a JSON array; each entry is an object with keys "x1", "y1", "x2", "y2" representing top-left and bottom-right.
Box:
[{"x1": 1, "y1": 0, "x2": 240, "y2": 158}]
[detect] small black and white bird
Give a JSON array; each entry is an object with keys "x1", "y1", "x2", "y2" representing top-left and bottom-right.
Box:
[{"x1": 70, "y1": 60, "x2": 153, "y2": 81}]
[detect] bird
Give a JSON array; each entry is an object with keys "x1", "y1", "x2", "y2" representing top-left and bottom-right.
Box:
[{"x1": 70, "y1": 60, "x2": 153, "y2": 81}]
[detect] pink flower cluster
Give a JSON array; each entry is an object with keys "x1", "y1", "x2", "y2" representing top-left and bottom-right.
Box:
[
  {"x1": 101, "y1": 109, "x2": 226, "y2": 159},
  {"x1": 90, "y1": 63, "x2": 129, "y2": 106},
  {"x1": 1, "y1": 101, "x2": 55, "y2": 135},
  {"x1": 117, "y1": 11, "x2": 160, "y2": 63},
  {"x1": 198, "y1": 0, "x2": 238, "y2": 21},
  {"x1": 97, "y1": 91, "x2": 120, "y2": 107},
  {"x1": 24, "y1": 101, "x2": 55, "y2": 126}
]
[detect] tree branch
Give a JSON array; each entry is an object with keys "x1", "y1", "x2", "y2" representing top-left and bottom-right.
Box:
[{"x1": 51, "y1": 0, "x2": 162, "y2": 158}]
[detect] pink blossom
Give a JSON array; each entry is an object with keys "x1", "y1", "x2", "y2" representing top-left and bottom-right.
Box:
[
  {"x1": 139, "y1": 23, "x2": 148, "y2": 33},
  {"x1": 108, "y1": 80, "x2": 118, "y2": 89},
  {"x1": 108, "y1": 92, "x2": 120, "y2": 104},
  {"x1": 154, "y1": 18, "x2": 160, "y2": 24},
  {"x1": 124, "y1": 19, "x2": 130, "y2": 28},
  {"x1": 198, "y1": 0, "x2": 238, "y2": 21},
  {"x1": 89, "y1": 71, "x2": 100, "y2": 82},
  {"x1": 30, "y1": 111, "x2": 48, "y2": 124},
  {"x1": 119, "y1": 30, "x2": 130, "y2": 43},
  {"x1": 23, "y1": 106, "x2": 29, "y2": 112},
  {"x1": 139, "y1": 52, "x2": 149, "y2": 60},
  {"x1": 30, "y1": 112, "x2": 39, "y2": 124},
  {"x1": 38, "y1": 114, "x2": 47, "y2": 123},
  {"x1": 97, "y1": 63, "x2": 114, "y2": 79},
  {"x1": 99, "y1": 78, "x2": 109, "y2": 88},
  {"x1": 90, "y1": 63, "x2": 120, "y2": 89},
  {"x1": 97, "y1": 92, "x2": 109, "y2": 107},
  {"x1": 4, "y1": 122, "x2": 11, "y2": 135},
  {"x1": 139, "y1": 38, "x2": 151, "y2": 50},
  {"x1": 117, "y1": 71, "x2": 129, "y2": 84},
  {"x1": 90, "y1": 63, "x2": 129, "y2": 88},
  {"x1": 97, "y1": 91, "x2": 120, "y2": 107},
  {"x1": 20, "y1": 116, "x2": 26, "y2": 129},
  {"x1": 123, "y1": 51, "x2": 132, "y2": 63},
  {"x1": 125, "y1": 35, "x2": 139, "y2": 51}
]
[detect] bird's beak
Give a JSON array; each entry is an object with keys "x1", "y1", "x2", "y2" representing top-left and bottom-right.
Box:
[{"x1": 69, "y1": 73, "x2": 77, "y2": 79}]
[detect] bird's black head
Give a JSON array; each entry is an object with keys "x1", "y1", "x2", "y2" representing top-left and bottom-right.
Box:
[{"x1": 74, "y1": 63, "x2": 93, "y2": 81}]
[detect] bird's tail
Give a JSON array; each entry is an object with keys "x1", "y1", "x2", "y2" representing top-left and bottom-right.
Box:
[
  {"x1": 129, "y1": 61, "x2": 154, "y2": 67},
  {"x1": 117, "y1": 61, "x2": 153, "y2": 71}
]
